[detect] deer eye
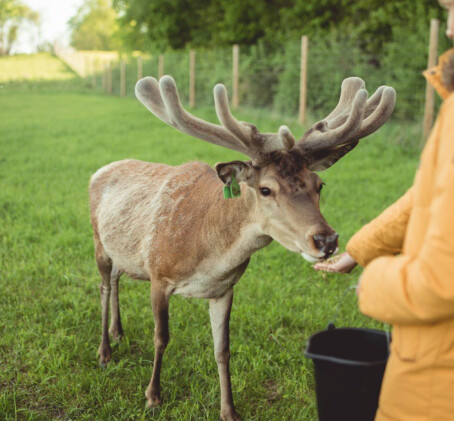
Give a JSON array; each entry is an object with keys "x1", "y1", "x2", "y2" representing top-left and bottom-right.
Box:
[
  {"x1": 317, "y1": 183, "x2": 325, "y2": 193},
  {"x1": 260, "y1": 187, "x2": 272, "y2": 196}
]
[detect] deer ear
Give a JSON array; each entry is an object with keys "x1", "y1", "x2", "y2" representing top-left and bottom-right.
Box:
[
  {"x1": 215, "y1": 161, "x2": 259, "y2": 186},
  {"x1": 306, "y1": 142, "x2": 359, "y2": 171}
]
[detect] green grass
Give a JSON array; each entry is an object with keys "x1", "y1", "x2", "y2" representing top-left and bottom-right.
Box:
[
  {"x1": 0, "y1": 54, "x2": 421, "y2": 420},
  {"x1": 0, "y1": 53, "x2": 76, "y2": 83},
  {"x1": 0, "y1": 53, "x2": 91, "y2": 93}
]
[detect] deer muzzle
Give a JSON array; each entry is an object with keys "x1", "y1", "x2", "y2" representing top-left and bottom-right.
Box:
[{"x1": 313, "y1": 233, "x2": 339, "y2": 259}]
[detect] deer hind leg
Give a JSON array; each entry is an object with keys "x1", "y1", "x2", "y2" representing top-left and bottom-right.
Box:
[
  {"x1": 95, "y1": 239, "x2": 113, "y2": 367},
  {"x1": 145, "y1": 281, "x2": 171, "y2": 407},
  {"x1": 109, "y1": 266, "x2": 124, "y2": 340},
  {"x1": 209, "y1": 288, "x2": 241, "y2": 421}
]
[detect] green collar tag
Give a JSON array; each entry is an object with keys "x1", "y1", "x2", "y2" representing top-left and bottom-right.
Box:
[{"x1": 223, "y1": 174, "x2": 241, "y2": 199}]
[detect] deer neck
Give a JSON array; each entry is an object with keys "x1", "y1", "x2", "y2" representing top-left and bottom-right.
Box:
[{"x1": 202, "y1": 183, "x2": 272, "y2": 265}]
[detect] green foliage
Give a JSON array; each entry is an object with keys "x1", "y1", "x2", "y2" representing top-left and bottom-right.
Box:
[
  {"x1": 114, "y1": 0, "x2": 201, "y2": 50},
  {"x1": 106, "y1": 0, "x2": 453, "y2": 122},
  {"x1": 216, "y1": 0, "x2": 284, "y2": 46},
  {"x1": 239, "y1": 40, "x2": 283, "y2": 109},
  {"x1": 272, "y1": 32, "x2": 418, "y2": 119},
  {"x1": 113, "y1": 0, "x2": 305, "y2": 51},
  {"x1": 0, "y1": 0, "x2": 39, "y2": 55},
  {"x1": 1, "y1": 66, "x2": 421, "y2": 419},
  {"x1": 113, "y1": 0, "x2": 448, "y2": 55},
  {"x1": 68, "y1": 0, "x2": 122, "y2": 51},
  {"x1": 85, "y1": 26, "x2": 445, "y2": 125}
]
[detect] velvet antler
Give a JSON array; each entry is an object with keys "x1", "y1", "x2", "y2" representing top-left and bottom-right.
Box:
[
  {"x1": 135, "y1": 76, "x2": 295, "y2": 166},
  {"x1": 136, "y1": 75, "x2": 396, "y2": 171},
  {"x1": 294, "y1": 77, "x2": 396, "y2": 171}
]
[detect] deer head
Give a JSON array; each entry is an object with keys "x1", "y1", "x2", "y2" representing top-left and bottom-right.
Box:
[{"x1": 135, "y1": 76, "x2": 395, "y2": 262}]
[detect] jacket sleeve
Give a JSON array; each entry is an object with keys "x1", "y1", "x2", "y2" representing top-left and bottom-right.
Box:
[
  {"x1": 346, "y1": 187, "x2": 413, "y2": 267},
  {"x1": 358, "y1": 99, "x2": 454, "y2": 325}
]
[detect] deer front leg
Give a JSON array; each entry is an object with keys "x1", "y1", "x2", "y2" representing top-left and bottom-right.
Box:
[
  {"x1": 145, "y1": 282, "x2": 170, "y2": 407},
  {"x1": 209, "y1": 288, "x2": 241, "y2": 421}
]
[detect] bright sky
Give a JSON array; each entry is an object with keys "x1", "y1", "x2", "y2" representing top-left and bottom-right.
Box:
[{"x1": 15, "y1": 0, "x2": 84, "y2": 53}]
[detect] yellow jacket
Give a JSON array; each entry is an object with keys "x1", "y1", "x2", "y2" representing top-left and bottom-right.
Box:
[{"x1": 346, "y1": 51, "x2": 454, "y2": 421}]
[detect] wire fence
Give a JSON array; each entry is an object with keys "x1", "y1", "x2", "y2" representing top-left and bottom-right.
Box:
[{"x1": 55, "y1": 22, "x2": 447, "y2": 130}]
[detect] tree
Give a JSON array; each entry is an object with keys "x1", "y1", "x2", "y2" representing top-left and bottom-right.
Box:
[
  {"x1": 68, "y1": 0, "x2": 121, "y2": 51},
  {"x1": 0, "y1": 0, "x2": 39, "y2": 56},
  {"x1": 114, "y1": 0, "x2": 213, "y2": 50},
  {"x1": 113, "y1": 0, "x2": 288, "y2": 50},
  {"x1": 113, "y1": 0, "x2": 447, "y2": 54}
]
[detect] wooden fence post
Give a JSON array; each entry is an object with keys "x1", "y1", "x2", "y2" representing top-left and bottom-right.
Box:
[
  {"x1": 137, "y1": 55, "x2": 143, "y2": 80},
  {"x1": 75, "y1": 51, "x2": 79, "y2": 75},
  {"x1": 94, "y1": 58, "x2": 100, "y2": 88},
  {"x1": 91, "y1": 58, "x2": 96, "y2": 88},
  {"x1": 105, "y1": 64, "x2": 110, "y2": 93},
  {"x1": 102, "y1": 63, "x2": 107, "y2": 91},
  {"x1": 299, "y1": 35, "x2": 309, "y2": 125},
  {"x1": 158, "y1": 54, "x2": 164, "y2": 78},
  {"x1": 189, "y1": 50, "x2": 196, "y2": 107},
  {"x1": 422, "y1": 19, "x2": 440, "y2": 141},
  {"x1": 120, "y1": 59, "x2": 126, "y2": 97},
  {"x1": 232, "y1": 44, "x2": 239, "y2": 110},
  {"x1": 83, "y1": 56, "x2": 88, "y2": 78},
  {"x1": 107, "y1": 62, "x2": 112, "y2": 94},
  {"x1": 79, "y1": 52, "x2": 84, "y2": 76},
  {"x1": 85, "y1": 56, "x2": 89, "y2": 77}
]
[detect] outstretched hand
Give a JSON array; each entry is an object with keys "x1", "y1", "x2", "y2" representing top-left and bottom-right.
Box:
[{"x1": 313, "y1": 251, "x2": 357, "y2": 273}]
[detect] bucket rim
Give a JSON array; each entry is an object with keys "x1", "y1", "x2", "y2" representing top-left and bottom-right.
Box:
[
  {"x1": 304, "y1": 327, "x2": 389, "y2": 367},
  {"x1": 304, "y1": 350, "x2": 387, "y2": 367}
]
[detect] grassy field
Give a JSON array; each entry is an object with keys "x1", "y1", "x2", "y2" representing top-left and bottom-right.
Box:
[
  {"x1": 0, "y1": 54, "x2": 421, "y2": 420},
  {"x1": 0, "y1": 53, "x2": 78, "y2": 84}
]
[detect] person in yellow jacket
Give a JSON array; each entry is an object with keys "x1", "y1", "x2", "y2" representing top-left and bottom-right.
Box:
[{"x1": 314, "y1": 1, "x2": 454, "y2": 420}]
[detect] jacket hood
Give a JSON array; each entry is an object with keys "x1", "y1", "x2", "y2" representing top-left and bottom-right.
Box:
[{"x1": 423, "y1": 48, "x2": 454, "y2": 100}]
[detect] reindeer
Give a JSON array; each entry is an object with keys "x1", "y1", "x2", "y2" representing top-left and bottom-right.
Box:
[{"x1": 89, "y1": 75, "x2": 395, "y2": 421}]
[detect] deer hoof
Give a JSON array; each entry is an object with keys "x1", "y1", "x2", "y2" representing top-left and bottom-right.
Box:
[
  {"x1": 220, "y1": 410, "x2": 241, "y2": 421},
  {"x1": 145, "y1": 388, "x2": 162, "y2": 407},
  {"x1": 98, "y1": 343, "x2": 112, "y2": 367},
  {"x1": 98, "y1": 355, "x2": 111, "y2": 368},
  {"x1": 109, "y1": 327, "x2": 124, "y2": 341},
  {"x1": 146, "y1": 395, "x2": 162, "y2": 408}
]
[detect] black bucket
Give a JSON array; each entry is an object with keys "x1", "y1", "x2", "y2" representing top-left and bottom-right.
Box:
[{"x1": 305, "y1": 325, "x2": 390, "y2": 421}]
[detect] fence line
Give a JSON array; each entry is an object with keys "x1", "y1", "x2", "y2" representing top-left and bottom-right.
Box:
[
  {"x1": 107, "y1": 63, "x2": 112, "y2": 94},
  {"x1": 158, "y1": 54, "x2": 164, "y2": 78},
  {"x1": 101, "y1": 66, "x2": 106, "y2": 91},
  {"x1": 54, "y1": 21, "x2": 441, "y2": 126},
  {"x1": 137, "y1": 55, "x2": 143, "y2": 80},
  {"x1": 54, "y1": 42, "x2": 118, "y2": 78},
  {"x1": 189, "y1": 50, "x2": 195, "y2": 108},
  {"x1": 54, "y1": 41, "x2": 312, "y2": 123},
  {"x1": 120, "y1": 60, "x2": 126, "y2": 97},
  {"x1": 232, "y1": 44, "x2": 239, "y2": 110}
]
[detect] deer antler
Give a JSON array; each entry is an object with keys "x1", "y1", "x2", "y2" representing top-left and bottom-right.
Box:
[
  {"x1": 136, "y1": 76, "x2": 295, "y2": 166},
  {"x1": 295, "y1": 77, "x2": 396, "y2": 170}
]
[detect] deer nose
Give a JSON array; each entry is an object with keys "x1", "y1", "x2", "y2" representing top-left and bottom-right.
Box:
[{"x1": 313, "y1": 233, "x2": 339, "y2": 257}]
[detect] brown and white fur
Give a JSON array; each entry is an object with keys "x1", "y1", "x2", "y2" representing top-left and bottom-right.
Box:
[{"x1": 89, "y1": 75, "x2": 396, "y2": 420}]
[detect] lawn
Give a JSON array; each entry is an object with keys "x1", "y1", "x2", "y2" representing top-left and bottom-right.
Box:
[
  {"x1": 0, "y1": 54, "x2": 421, "y2": 420},
  {"x1": 0, "y1": 53, "x2": 76, "y2": 83}
]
